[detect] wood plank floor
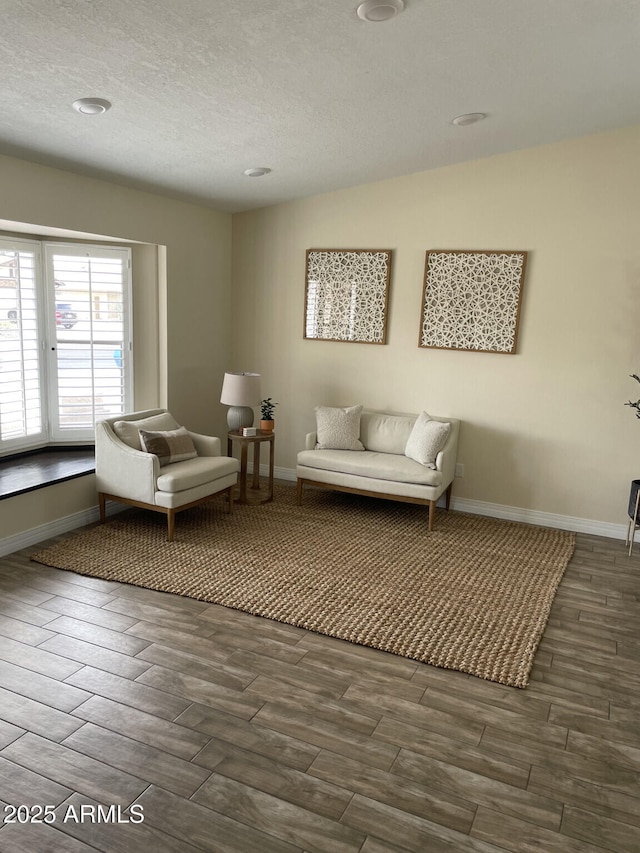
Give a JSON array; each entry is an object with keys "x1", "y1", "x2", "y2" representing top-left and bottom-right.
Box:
[{"x1": 0, "y1": 521, "x2": 639, "y2": 852}]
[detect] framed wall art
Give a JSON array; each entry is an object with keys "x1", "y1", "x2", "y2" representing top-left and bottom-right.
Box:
[
  {"x1": 304, "y1": 248, "x2": 392, "y2": 344},
  {"x1": 419, "y1": 250, "x2": 527, "y2": 354}
]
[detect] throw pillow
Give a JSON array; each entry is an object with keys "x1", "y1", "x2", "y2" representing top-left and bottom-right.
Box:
[
  {"x1": 113, "y1": 412, "x2": 179, "y2": 450},
  {"x1": 139, "y1": 426, "x2": 198, "y2": 466},
  {"x1": 405, "y1": 411, "x2": 451, "y2": 468},
  {"x1": 315, "y1": 405, "x2": 365, "y2": 450}
]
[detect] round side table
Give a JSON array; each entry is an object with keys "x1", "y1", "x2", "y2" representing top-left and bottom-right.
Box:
[{"x1": 227, "y1": 430, "x2": 275, "y2": 504}]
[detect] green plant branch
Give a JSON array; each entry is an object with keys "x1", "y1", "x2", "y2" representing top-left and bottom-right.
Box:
[
  {"x1": 260, "y1": 397, "x2": 278, "y2": 420},
  {"x1": 626, "y1": 374, "x2": 640, "y2": 418}
]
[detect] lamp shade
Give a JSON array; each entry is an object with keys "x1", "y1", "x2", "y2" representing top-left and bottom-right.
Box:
[
  {"x1": 220, "y1": 372, "x2": 261, "y2": 430},
  {"x1": 220, "y1": 372, "x2": 261, "y2": 406}
]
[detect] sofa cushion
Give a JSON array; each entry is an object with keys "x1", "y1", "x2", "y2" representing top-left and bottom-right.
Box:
[
  {"x1": 405, "y1": 412, "x2": 450, "y2": 469},
  {"x1": 156, "y1": 456, "x2": 239, "y2": 493},
  {"x1": 315, "y1": 405, "x2": 365, "y2": 450},
  {"x1": 297, "y1": 449, "x2": 442, "y2": 486},
  {"x1": 139, "y1": 426, "x2": 198, "y2": 466},
  {"x1": 113, "y1": 412, "x2": 179, "y2": 450},
  {"x1": 360, "y1": 411, "x2": 416, "y2": 454}
]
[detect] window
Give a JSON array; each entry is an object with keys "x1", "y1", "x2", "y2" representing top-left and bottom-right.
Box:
[{"x1": 0, "y1": 237, "x2": 132, "y2": 453}]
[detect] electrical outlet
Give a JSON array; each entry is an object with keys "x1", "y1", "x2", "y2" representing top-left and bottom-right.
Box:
[{"x1": 455, "y1": 463, "x2": 464, "y2": 478}]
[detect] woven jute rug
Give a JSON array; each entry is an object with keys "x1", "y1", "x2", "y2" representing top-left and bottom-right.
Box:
[{"x1": 31, "y1": 483, "x2": 576, "y2": 687}]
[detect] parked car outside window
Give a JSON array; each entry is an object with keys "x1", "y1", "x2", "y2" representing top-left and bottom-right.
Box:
[
  {"x1": 55, "y1": 303, "x2": 78, "y2": 329},
  {"x1": 7, "y1": 302, "x2": 78, "y2": 328}
]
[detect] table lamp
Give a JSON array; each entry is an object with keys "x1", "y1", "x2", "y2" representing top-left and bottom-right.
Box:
[{"x1": 220, "y1": 372, "x2": 261, "y2": 430}]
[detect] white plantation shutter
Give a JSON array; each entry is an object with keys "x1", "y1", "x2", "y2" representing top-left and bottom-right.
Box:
[
  {"x1": 45, "y1": 245, "x2": 132, "y2": 441},
  {"x1": 0, "y1": 242, "x2": 46, "y2": 449},
  {"x1": 0, "y1": 237, "x2": 133, "y2": 454}
]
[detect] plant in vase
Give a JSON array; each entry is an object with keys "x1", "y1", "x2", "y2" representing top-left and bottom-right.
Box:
[
  {"x1": 260, "y1": 397, "x2": 278, "y2": 432},
  {"x1": 625, "y1": 374, "x2": 640, "y2": 554}
]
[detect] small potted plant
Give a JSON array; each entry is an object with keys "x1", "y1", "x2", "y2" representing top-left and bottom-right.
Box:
[{"x1": 260, "y1": 397, "x2": 278, "y2": 432}]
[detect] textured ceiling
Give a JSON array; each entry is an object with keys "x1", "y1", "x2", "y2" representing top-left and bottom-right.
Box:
[{"x1": 3, "y1": 0, "x2": 640, "y2": 213}]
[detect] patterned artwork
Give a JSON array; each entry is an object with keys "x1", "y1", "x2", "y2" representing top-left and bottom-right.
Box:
[
  {"x1": 304, "y1": 249, "x2": 392, "y2": 344},
  {"x1": 419, "y1": 250, "x2": 527, "y2": 354}
]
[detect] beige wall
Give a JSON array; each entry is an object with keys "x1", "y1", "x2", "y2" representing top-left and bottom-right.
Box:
[
  {"x1": 231, "y1": 125, "x2": 640, "y2": 526},
  {"x1": 1, "y1": 153, "x2": 232, "y2": 540},
  {"x1": 3, "y1": 477, "x2": 100, "y2": 541},
  {"x1": 2, "y1": 125, "x2": 639, "y2": 543}
]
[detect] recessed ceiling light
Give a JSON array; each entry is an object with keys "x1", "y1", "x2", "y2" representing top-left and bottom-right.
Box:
[
  {"x1": 451, "y1": 113, "x2": 486, "y2": 127},
  {"x1": 356, "y1": 0, "x2": 404, "y2": 22},
  {"x1": 243, "y1": 167, "x2": 272, "y2": 177},
  {"x1": 72, "y1": 98, "x2": 112, "y2": 115}
]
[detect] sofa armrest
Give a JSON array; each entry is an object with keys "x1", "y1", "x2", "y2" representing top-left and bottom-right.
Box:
[
  {"x1": 189, "y1": 432, "x2": 221, "y2": 457},
  {"x1": 305, "y1": 432, "x2": 317, "y2": 450},
  {"x1": 435, "y1": 420, "x2": 459, "y2": 486},
  {"x1": 95, "y1": 421, "x2": 159, "y2": 504}
]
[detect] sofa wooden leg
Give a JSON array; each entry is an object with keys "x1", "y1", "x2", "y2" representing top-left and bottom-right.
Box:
[
  {"x1": 167, "y1": 509, "x2": 176, "y2": 542},
  {"x1": 228, "y1": 486, "x2": 234, "y2": 515},
  {"x1": 296, "y1": 478, "x2": 303, "y2": 506},
  {"x1": 98, "y1": 493, "x2": 106, "y2": 523},
  {"x1": 445, "y1": 483, "x2": 453, "y2": 511},
  {"x1": 428, "y1": 500, "x2": 436, "y2": 531}
]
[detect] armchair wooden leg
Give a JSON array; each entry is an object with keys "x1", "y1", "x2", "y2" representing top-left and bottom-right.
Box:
[
  {"x1": 98, "y1": 493, "x2": 106, "y2": 523},
  {"x1": 167, "y1": 509, "x2": 176, "y2": 542},
  {"x1": 227, "y1": 486, "x2": 234, "y2": 515},
  {"x1": 296, "y1": 478, "x2": 303, "y2": 506}
]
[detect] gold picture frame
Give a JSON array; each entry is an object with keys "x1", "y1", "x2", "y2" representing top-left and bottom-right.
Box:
[
  {"x1": 304, "y1": 248, "x2": 392, "y2": 344},
  {"x1": 419, "y1": 250, "x2": 527, "y2": 354}
]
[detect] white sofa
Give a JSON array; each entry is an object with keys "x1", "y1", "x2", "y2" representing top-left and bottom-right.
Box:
[
  {"x1": 95, "y1": 409, "x2": 239, "y2": 541},
  {"x1": 296, "y1": 409, "x2": 460, "y2": 530}
]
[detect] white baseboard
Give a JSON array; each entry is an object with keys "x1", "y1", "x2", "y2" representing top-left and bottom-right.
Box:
[
  {"x1": 273, "y1": 465, "x2": 297, "y2": 483},
  {"x1": 0, "y1": 501, "x2": 123, "y2": 558},
  {"x1": 450, "y1": 496, "x2": 626, "y2": 540},
  {"x1": 1, "y1": 468, "x2": 626, "y2": 558},
  {"x1": 268, "y1": 465, "x2": 627, "y2": 540}
]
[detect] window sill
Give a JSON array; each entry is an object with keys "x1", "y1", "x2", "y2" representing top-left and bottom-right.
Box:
[{"x1": 0, "y1": 447, "x2": 95, "y2": 500}]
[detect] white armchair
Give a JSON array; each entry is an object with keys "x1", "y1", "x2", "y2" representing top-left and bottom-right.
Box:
[{"x1": 95, "y1": 408, "x2": 240, "y2": 541}]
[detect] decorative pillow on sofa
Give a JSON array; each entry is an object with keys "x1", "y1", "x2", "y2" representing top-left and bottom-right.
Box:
[
  {"x1": 315, "y1": 405, "x2": 365, "y2": 450},
  {"x1": 404, "y1": 411, "x2": 450, "y2": 469},
  {"x1": 139, "y1": 426, "x2": 198, "y2": 466}
]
